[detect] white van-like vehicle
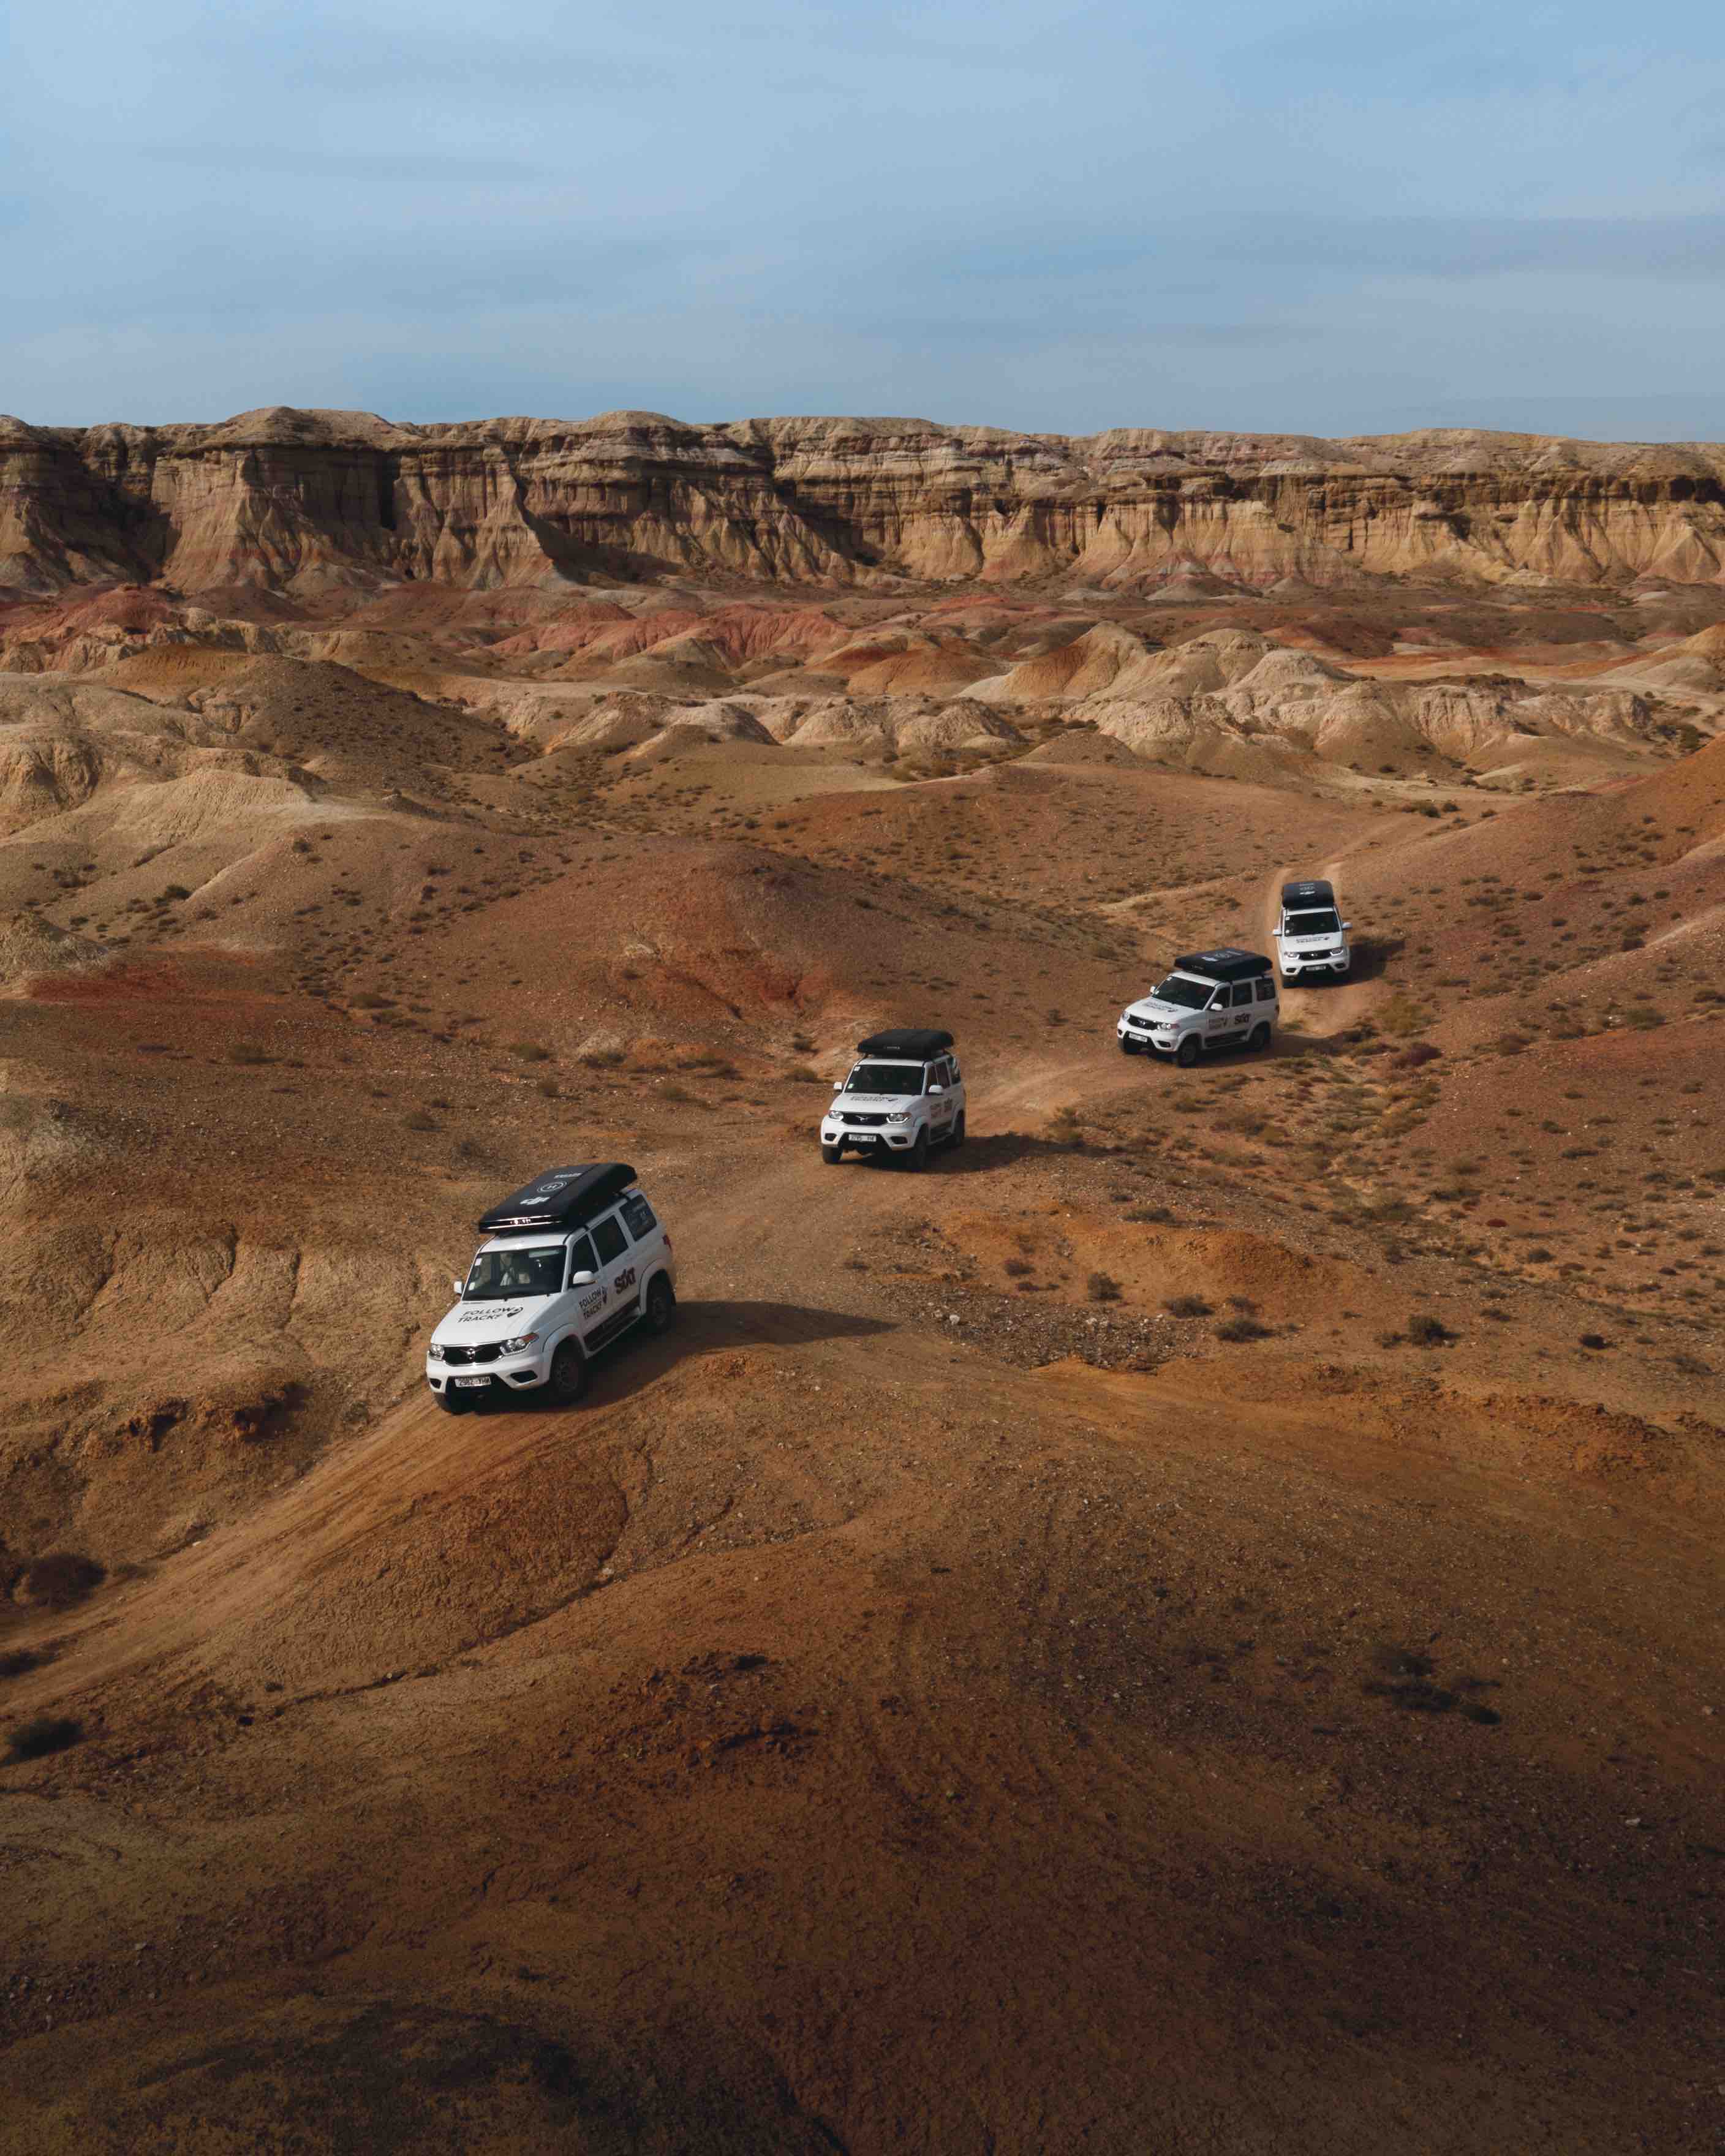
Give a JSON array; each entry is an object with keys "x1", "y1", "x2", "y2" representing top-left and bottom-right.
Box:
[
  {"x1": 1117, "y1": 948, "x2": 1279, "y2": 1066},
  {"x1": 820, "y1": 1027, "x2": 966, "y2": 1169},
  {"x1": 1275, "y1": 878, "x2": 1351, "y2": 979},
  {"x1": 426, "y1": 1163, "x2": 675, "y2": 1412}
]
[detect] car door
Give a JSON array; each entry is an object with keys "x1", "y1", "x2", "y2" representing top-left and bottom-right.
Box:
[
  {"x1": 1204, "y1": 987, "x2": 1233, "y2": 1042},
  {"x1": 927, "y1": 1057, "x2": 957, "y2": 1134},
  {"x1": 1228, "y1": 981, "x2": 1255, "y2": 1037},
  {"x1": 582, "y1": 1208, "x2": 638, "y2": 1349}
]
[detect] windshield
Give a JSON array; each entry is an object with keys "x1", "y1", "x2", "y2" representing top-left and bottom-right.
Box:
[
  {"x1": 465, "y1": 1245, "x2": 565, "y2": 1300},
  {"x1": 1286, "y1": 908, "x2": 1340, "y2": 937},
  {"x1": 1149, "y1": 976, "x2": 1214, "y2": 1011},
  {"x1": 845, "y1": 1062, "x2": 924, "y2": 1095}
]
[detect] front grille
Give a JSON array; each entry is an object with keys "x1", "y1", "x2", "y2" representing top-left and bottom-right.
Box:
[
  {"x1": 443, "y1": 1342, "x2": 501, "y2": 1366},
  {"x1": 842, "y1": 1112, "x2": 886, "y2": 1127}
]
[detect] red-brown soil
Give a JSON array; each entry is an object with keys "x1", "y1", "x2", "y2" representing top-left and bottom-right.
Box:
[{"x1": 0, "y1": 535, "x2": 1721, "y2": 2154}]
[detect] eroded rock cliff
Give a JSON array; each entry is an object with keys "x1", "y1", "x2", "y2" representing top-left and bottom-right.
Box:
[{"x1": 5, "y1": 406, "x2": 1725, "y2": 595}]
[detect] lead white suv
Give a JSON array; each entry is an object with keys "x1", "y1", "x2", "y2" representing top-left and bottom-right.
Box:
[
  {"x1": 1275, "y1": 878, "x2": 1351, "y2": 979},
  {"x1": 820, "y1": 1027, "x2": 966, "y2": 1170},
  {"x1": 426, "y1": 1163, "x2": 676, "y2": 1412},
  {"x1": 1117, "y1": 948, "x2": 1279, "y2": 1066}
]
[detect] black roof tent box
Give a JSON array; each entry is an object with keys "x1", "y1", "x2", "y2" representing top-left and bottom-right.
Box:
[
  {"x1": 1280, "y1": 879, "x2": 1336, "y2": 908},
  {"x1": 1174, "y1": 948, "x2": 1273, "y2": 984},
  {"x1": 478, "y1": 1163, "x2": 636, "y2": 1234},
  {"x1": 857, "y1": 1027, "x2": 954, "y2": 1059}
]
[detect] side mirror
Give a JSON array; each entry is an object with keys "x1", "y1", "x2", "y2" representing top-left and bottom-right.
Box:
[
  {"x1": 451, "y1": 1277, "x2": 463, "y2": 1298},
  {"x1": 831, "y1": 1079, "x2": 844, "y2": 1091},
  {"x1": 928, "y1": 1083, "x2": 945, "y2": 1095},
  {"x1": 1342, "y1": 921, "x2": 1353, "y2": 932},
  {"x1": 569, "y1": 1269, "x2": 596, "y2": 1288}
]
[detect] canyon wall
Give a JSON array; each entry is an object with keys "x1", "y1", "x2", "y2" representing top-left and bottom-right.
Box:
[{"x1": 5, "y1": 405, "x2": 1725, "y2": 597}]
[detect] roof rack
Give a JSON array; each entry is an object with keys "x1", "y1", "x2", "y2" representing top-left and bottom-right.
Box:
[
  {"x1": 856, "y1": 1027, "x2": 954, "y2": 1058},
  {"x1": 1172, "y1": 948, "x2": 1274, "y2": 984},
  {"x1": 1280, "y1": 879, "x2": 1336, "y2": 907},
  {"x1": 477, "y1": 1163, "x2": 636, "y2": 1234}
]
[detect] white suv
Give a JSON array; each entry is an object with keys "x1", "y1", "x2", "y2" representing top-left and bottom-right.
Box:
[
  {"x1": 1275, "y1": 878, "x2": 1351, "y2": 979},
  {"x1": 1117, "y1": 949, "x2": 1279, "y2": 1067},
  {"x1": 426, "y1": 1163, "x2": 676, "y2": 1412},
  {"x1": 820, "y1": 1028, "x2": 966, "y2": 1170}
]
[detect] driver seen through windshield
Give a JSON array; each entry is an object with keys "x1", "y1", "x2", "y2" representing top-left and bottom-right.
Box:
[
  {"x1": 465, "y1": 1245, "x2": 567, "y2": 1300},
  {"x1": 844, "y1": 1063, "x2": 926, "y2": 1095}
]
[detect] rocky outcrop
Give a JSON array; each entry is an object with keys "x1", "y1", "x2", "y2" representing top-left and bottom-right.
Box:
[{"x1": 6, "y1": 407, "x2": 1725, "y2": 597}]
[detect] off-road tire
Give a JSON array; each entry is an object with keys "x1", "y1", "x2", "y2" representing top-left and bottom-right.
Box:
[
  {"x1": 905, "y1": 1128, "x2": 930, "y2": 1173},
  {"x1": 1249, "y1": 1023, "x2": 1270, "y2": 1054},
  {"x1": 949, "y1": 1110, "x2": 966, "y2": 1148},
  {"x1": 434, "y1": 1388, "x2": 469, "y2": 1415},
  {"x1": 1119, "y1": 1038, "x2": 1140, "y2": 1055},
  {"x1": 821, "y1": 1143, "x2": 844, "y2": 1165},
  {"x1": 548, "y1": 1340, "x2": 589, "y2": 1406},
  {"x1": 644, "y1": 1275, "x2": 676, "y2": 1336},
  {"x1": 1176, "y1": 1035, "x2": 1202, "y2": 1068}
]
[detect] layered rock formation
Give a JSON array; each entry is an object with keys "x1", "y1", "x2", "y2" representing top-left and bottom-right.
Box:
[{"x1": 6, "y1": 407, "x2": 1725, "y2": 597}]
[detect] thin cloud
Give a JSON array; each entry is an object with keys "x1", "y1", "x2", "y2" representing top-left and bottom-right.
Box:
[{"x1": 137, "y1": 145, "x2": 544, "y2": 182}]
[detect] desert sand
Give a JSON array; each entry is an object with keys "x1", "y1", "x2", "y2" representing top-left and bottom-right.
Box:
[{"x1": 0, "y1": 410, "x2": 1720, "y2": 2155}]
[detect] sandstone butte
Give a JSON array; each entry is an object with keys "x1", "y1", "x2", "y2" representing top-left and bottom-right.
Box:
[{"x1": 4, "y1": 406, "x2": 1725, "y2": 597}]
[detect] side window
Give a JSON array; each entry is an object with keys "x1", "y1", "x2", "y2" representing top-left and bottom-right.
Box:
[
  {"x1": 1256, "y1": 978, "x2": 1277, "y2": 1003},
  {"x1": 949, "y1": 1058, "x2": 961, "y2": 1084},
  {"x1": 620, "y1": 1193, "x2": 656, "y2": 1240},
  {"x1": 1210, "y1": 989, "x2": 1230, "y2": 1010},
  {"x1": 1230, "y1": 982, "x2": 1253, "y2": 1008},
  {"x1": 567, "y1": 1233, "x2": 597, "y2": 1281},
  {"x1": 591, "y1": 1214, "x2": 627, "y2": 1265}
]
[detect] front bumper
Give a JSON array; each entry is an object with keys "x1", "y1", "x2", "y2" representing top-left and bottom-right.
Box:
[
  {"x1": 1117, "y1": 1020, "x2": 1177, "y2": 1055},
  {"x1": 426, "y1": 1346, "x2": 549, "y2": 1398},
  {"x1": 1280, "y1": 951, "x2": 1349, "y2": 976},
  {"x1": 821, "y1": 1123, "x2": 916, "y2": 1150}
]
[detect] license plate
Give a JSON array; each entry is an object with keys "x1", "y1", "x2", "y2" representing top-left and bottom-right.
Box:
[
  {"x1": 453, "y1": 1375, "x2": 490, "y2": 1389},
  {"x1": 852, "y1": 1133, "x2": 877, "y2": 1143}
]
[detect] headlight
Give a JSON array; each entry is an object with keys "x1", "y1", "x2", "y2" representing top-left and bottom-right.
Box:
[
  {"x1": 886, "y1": 1111, "x2": 910, "y2": 1123},
  {"x1": 502, "y1": 1331, "x2": 540, "y2": 1355},
  {"x1": 428, "y1": 1342, "x2": 446, "y2": 1362}
]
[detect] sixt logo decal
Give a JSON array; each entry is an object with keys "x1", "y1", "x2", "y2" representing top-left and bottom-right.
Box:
[{"x1": 614, "y1": 1266, "x2": 636, "y2": 1294}]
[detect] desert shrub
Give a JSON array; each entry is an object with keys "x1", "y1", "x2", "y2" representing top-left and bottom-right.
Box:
[
  {"x1": 227, "y1": 1042, "x2": 269, "y2": 1065},
  {"x1": 160, "y1": 884, "x2": 191, "y2": 901},
  {"x1": 659, "y1": 1082, "x2": 706, "y2": 1106},
  {"x1": 510, "y1": 1042, "x2": 552, "y2": 1063},
  {"x1": 1087, "y1": 1272, "x2": 1123, "y2": 1303},
  {"x1": 0, "y1": 1649, "x2": 48, "y2": 1681},
  {"x1": 1164, "y1": 1294, "x2": 1212, "y2": 1318},
  {"x1": 1215, "y1": 1316, "x2": 1272, "y2": 1343},
  {"x1": 1623, "y1": 1007, "x2": 1664, "y2": 1030},
  {"x1": 14, "y1": 1551, "x2": 104, "y2": 1608},
  {"x1": 1395, "y1": 1041, "x2": 1442, "y2": 1069},
  {"x1": 402, "y1": 1110, "x2": 437, "y2": 1133},
  {"x1": 536, "y1": 1079, "x2": 559, "y2": 1099},
  {"x1": 1127, "y1": 1205, "x2": 1174, "y2": 1224},
  {"x1": 1047, "y1": 1106, "x2": 1083, "y2": 1147},
  {"x1": 1579, "y1": 1333, "x2": 1610, "y2": 1351},
  {"x1": 1406, "y1": 1313, "x2": 1452, "y2": 1346},
  {"x1": 1524, "y1": 1246, "x2": 1554, "y2": 1264},
  {"x1": 579, "y1": 1047, "x2": 626, "y2": 1069},
  {"x1": 1378, "y1": 993, "x2": 1425, "y2": 1038},
  {"x1": 5, "y1": 1716, "x2": 82, "y2": 1764},
  {"x1": 349, "y1": 991, "x2": 391, "y2": 1009},
  {"x1": 1004, "y1": 1257, "x2": 1034, "y2": 1278},
  {"x1": 786, "y1": 1065, "x2": 823, "y2": 1084}
]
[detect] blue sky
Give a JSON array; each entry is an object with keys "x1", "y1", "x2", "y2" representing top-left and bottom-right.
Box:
[{"x1": 7, "y1": 0, "x2": 1725, "y2": 437}]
